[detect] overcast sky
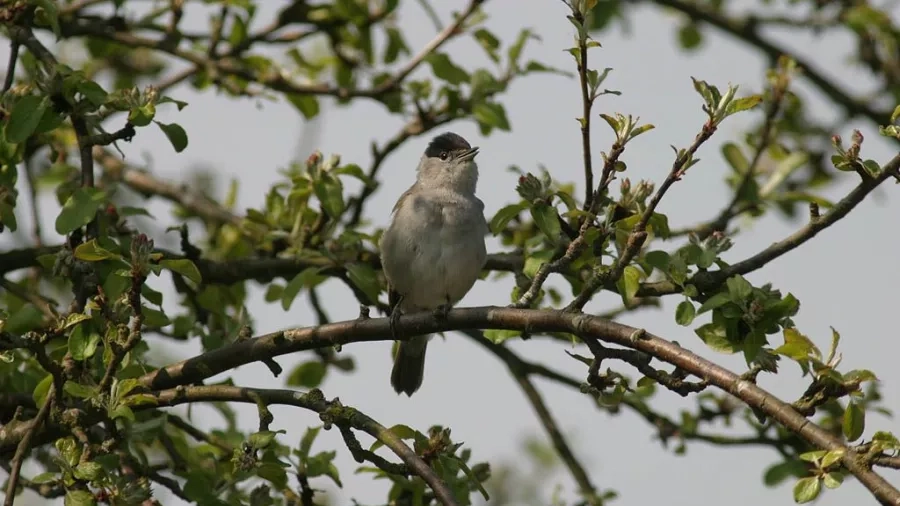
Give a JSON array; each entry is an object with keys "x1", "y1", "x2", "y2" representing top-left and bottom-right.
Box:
[{"x1": 5, "y1": 0, "x2": 900, "y2": 505}]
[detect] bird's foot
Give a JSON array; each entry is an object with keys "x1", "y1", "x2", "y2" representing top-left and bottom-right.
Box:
[
  {"x1": 432, "y1": 304, "x2": 451, "y2": 321},
  {"x1": 389, "y1": 308, "x2": 402, "y2": 339}
]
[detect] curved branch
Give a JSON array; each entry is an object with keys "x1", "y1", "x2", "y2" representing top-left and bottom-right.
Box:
[
  {"x1": 3, "y1": 307, "x2": 899, "y2": 503},
  {"x1": 147, "y1": 385, "x2": 460, "y2": 506},
  {"x1": 127, "y1": 307, "x2": 900, "y2": 502}
]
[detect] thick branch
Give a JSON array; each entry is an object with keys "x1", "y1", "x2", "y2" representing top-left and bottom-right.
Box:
[{"x1": 4, "y1": 307, "x2": 899, "y2": 503}]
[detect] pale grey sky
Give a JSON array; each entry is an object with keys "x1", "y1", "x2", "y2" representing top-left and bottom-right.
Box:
[{"x1": 5, "y1": 0, "x2": 900, "y2": 505}]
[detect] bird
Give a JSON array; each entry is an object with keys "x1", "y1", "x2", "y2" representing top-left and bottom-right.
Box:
[{"x1": 379, "y1": 132, "x2": 488, "y2": 396}]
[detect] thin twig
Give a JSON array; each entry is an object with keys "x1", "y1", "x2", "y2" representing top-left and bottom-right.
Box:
[
  {"x1": 468, "y1": 332, "x2": 600, "y2": 504},
  {"x1": 147, "y1": 385, "x2": 461, "y2": 506},
  {"x1": 567, "y1": 120, "x2": 718, "y2": 311},
  {"x1": 3, "y1": 41, "x2": 19, "y2": 92},
  {"x1": 3, "y1": 388, "x2": 54, "y2": 506}
]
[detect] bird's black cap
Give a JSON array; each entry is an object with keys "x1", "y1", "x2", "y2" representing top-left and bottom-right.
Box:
[{"x1": 424, "y1": 132, "x2": 471, "y2": 158}]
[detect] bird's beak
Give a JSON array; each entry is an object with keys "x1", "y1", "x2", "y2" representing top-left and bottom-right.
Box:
[{"x1": 459, "y1": 146, "x2": 479, "y2": 161}]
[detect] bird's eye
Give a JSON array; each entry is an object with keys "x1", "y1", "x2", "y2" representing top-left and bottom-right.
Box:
[{"x1": 439, "y1": 151, "x2": 449, "y2": 160}]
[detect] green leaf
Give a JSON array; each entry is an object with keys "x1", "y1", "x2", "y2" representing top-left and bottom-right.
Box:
[
  {"x1": 763, "y1": 460, "x2": 806, "y2": 487},
  {"x1": 33, "y1": 373, "x2": 53, "y2": 406},
  {"x1": 490, "y1": 202, "x2": 527, "y2": 235},
  {"x1": 508, "y1": 28, "x2": 536, "y2": 64},
  {"x1": 743, "y1": 330, "x2": 766, "y2": 364},
  {"x1": 128, "y1": 103, "x2": 155, "y2": 126},
  {"x1": 73, "y1": 461, "x2": 103, "y2": 481},
  {"x1": 616, "y1": 265, "x2": 641, "y2": 301},
  {"x1": 158, "y1": 96, "x2": 189, "y2": 111},
  {"x1": 677, "y1": 23, "x2": 702, "y2": 50},
  {"x1": 313, "y1": 177, "x2": 344, "y2": 217},
  {"x1": 823, "y1": 472, "x2": 844, "y2": 489},
  {"x1": 65, "y1": 489, "x2": 97, "y2": 506},
  {"x1": 760, "y1": 152, "x2": 809, "y2": 197},
  {"x1": 55, "y1": 437, "x2": 81, "y2": 467},
  {"x1": 0, "y1": 202, "x2": 17, "y2": 232},
  {"x1": 155, "y1": 121, "x2": 189, "y2": 152},
  {"x1": 369, "y1": 424, "x2": 419, "y2": 452},
  {"x1": 306, "y1": 451, "x2": 342, "y2": 487},
  {"x1": 725, "y1": 275, "x2": 752, "y2": 303},
  {"x1": 55, "y1": 188, "x2": 106, "y2": 235},
  {"x1": 333, "y1": 163, "x2": 371, "y2": 184},
  {"x1": 228, "y1": 14, "x2": 248, "y2": 46},
  {"x1": 644, "y1": 250, "x2": 670, "y2": 272},
  {"x1": 31, "y1": 0, "x2": 61, "y2": 37},
  {"x1": 383, "y1": 27, "x2": 410, "y2": 63},
  {"x1": 281, "y1": 267, "x2": 325, "y2": 311},
  {"x1": 726, "y1": 95, "x2": 763, "y2": 116},
  {"x1": 691, "y1": 77, "x2": 717, "y2": 107},
  {"x1": 843, "y1": 402, "x2": 865, "y2": 442},
  {"x1": 117, "y1": 206, "x2": 154, "y2": 218},
  {"x1": 6, "y1": 95, "x2": 49, "y2": 143},
  {"x1": 675, "y1": 300, "x2": 695, "y2": 326},
  {"x1": 774, "y1": 328, "x2": 817, "y2": 361},
  {"x1": 76, "y1": 80, "x2": 108, "y2": 107},
  {"x1": 345, "y1": 263, "x2": 381, "y2": 305},
  {"x1": 799, "y1": 450, "x2": 826, "y2": 464},
  {"x1": 31, "y1": 472, "x2": 58, "y2": 484},
  {"x1": 695, "y1": 323, "x2": 739, "y2": 354},
  {"x1": 458, "y1": 457, "x2": 490, "y2": 501},
  {"x1": 843, "y1": 369, "x2": 878, "y2": 384},
  {"x1": 142, "y1": 306, "x2": 171, "y2": 327},
  {"x1": 74, "y1": 239, "x2": 120, "y2": 261},
  {"x1": 472, "y1": 28, "x2": 500, "y2": 62},
  {"x1": 64, "y1": 381, "x2": 97, "y2": 399},
  {"x1": 286, "y1": 361, "x2": 327, "y2": 388},
  {"x1": 473, "y1": 102, "x2": 511, "y2": 132},
  {"x1": 249, "y1": 430, "x2": 285, "y2": 450},
  {"x1": 68, "y1": 324, "x2": 101, "y2": 360},
  {"x1": 159, "y1": 259, "x2": 203, "y2": 284},
  {"x1": 287, "y1": 94, "x2": 320, "y2": 119},
  {"x1": 426, "y1": 53, "x2": 469, "y2": 85},
  {"x1": 109, "y1": 404, "x2": 135, "y2": 421},
  {"x1": 721, "y1": 142, "x2": 749, "y2": 173},
  {"x1": 483, "y1": 329, "x2": 520, "y2": 344},
  {"x1": 297, "y1": 426, "x2": 321, "y2": 459},
  {"x1": 257, "y1": 461, "x2": 288, "y2": 489},
  {"x1": 821, "y1": 449, "x2": 845, "y2": 469},
  {"x1": 61, "y1": 313, "x2": 91, "y2": 330},
  {"x1": 793, "y1": 477, "x2": 821, "y2": 504},
  {"x1": 530, "y1": 203, "x2": 561, "y2": 243},
  {"x1": 523, "y1": 249, "x2": 554, "y2": 279}
]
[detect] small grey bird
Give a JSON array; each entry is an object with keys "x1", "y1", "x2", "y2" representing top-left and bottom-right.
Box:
[{"x1": 379, "y1": 132, "x2": 488, "y2": 396}]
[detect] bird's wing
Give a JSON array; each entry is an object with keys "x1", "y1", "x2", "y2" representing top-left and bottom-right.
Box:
[
  {"x1": 387, "y1": 286, "x2": 402, "y2": 315},
  {"x1": 391, "y1": 185, "x2": 418, "y2": 215}
]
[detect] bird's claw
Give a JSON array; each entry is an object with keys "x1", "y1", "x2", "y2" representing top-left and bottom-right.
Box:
[
  {"x1": 389, "y1": 309, "x2": 402, "y2": 339},
  {"x1": 432, "y1": 304, "x2": 451, "y2": 321}
]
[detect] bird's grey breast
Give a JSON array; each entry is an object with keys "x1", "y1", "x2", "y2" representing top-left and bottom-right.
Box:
[{"x1": 386, "y1": 189, "x2": 487, "y2": 309}]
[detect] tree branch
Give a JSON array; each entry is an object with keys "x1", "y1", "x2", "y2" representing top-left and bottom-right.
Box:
[
  {"x1": 468, "y1": 331, "x2": 601, "y2": 504},
  {"x1": 643, "y1": 0, "x2": 896, "y2": 133},
  {"x1": 147, "y1": 385, "x2": 460, "y2": 506},
  {"x1": 3, "y1": 388, "x2": 54, "y2": 506}
]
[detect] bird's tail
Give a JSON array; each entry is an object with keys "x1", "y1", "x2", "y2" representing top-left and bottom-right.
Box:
[{"x1": 391, "y1": 336, "x2": 429, "y2": 396}]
